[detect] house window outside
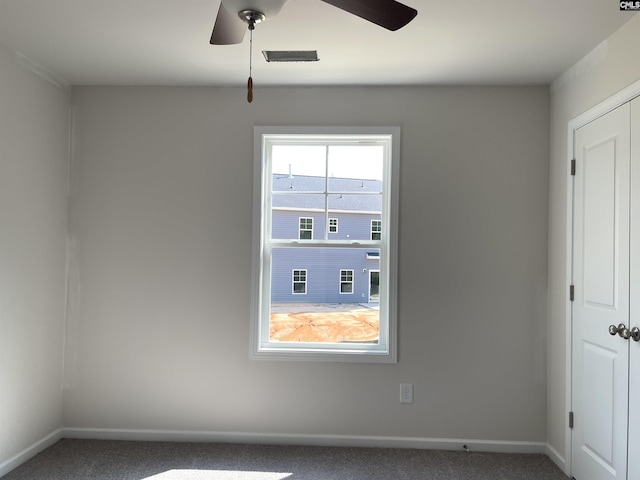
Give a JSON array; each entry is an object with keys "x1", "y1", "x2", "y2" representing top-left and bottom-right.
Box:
[
  {"x1": 371, "y1": 219, "x2": 381, "y2": 240},
  {"x1": 292, "y1": 269, "x2": 307, "y2": 294},
  {"x1": 252, "y1": 126, "x2": 400, "y2": 362},
  {"x1": 340, "y1": 269, "x2": 354, "y2": 294},
  {"x1": 299, "y1": 217, "x2": 313, "y2": 239}
]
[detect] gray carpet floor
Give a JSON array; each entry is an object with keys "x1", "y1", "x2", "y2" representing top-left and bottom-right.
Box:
[{"x1": 3, "y1": 439, "x2": 569, "y2": 480}]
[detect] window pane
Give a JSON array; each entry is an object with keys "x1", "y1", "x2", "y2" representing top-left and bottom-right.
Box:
[
  {"x1": 272, "y1": 145, "x2": 326, "y2": 193},
  {"x1": 273, "y1": 174, "x2": 326, "y2": 193},
  {"x1": 270, "y1": 302, "x2": 379, "y2": 344},
  {"x1": 270, "y1": 248, "x2": 379, "y2": 343},
  {"x1": 272, "y1": 247, "x2": 375, "y2": 301},
  {"x1": 272, "y1": 193, "x2": 325, "y2": 211},
  {"x1": 327, "y1": 145, "x2": 383, "y2": 191},
  {"x1": 328, "y1": 194, "x2": 382, "y2": 242},
  {"x1": 328, "y1": 176, "x2": 383, "y2": 194},
  {"x1": 340, "y1": 270, "x2": 353, "y2": 281},
  {"x1": 329, "y1": 192, "x2": 381, "y2": 213},
  {"x1": 271, "y1": 197, "x2": 324, "y2": 240}
]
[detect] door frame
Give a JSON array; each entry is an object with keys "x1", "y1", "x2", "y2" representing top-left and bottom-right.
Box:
[
  {"x1": 368, "y1": 269, "x2": 380, "y2": 303},
  {"x1": 565, "y1": 79, "x2": 640, "y2": 478}
]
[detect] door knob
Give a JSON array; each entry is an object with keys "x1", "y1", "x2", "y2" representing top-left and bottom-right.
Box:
[
  {"x1": 631, "y1": 327, "x2": 640, "y2": 342},
  {"x1": 609, "y1": 323, "x2": 631, "y2": 339}
]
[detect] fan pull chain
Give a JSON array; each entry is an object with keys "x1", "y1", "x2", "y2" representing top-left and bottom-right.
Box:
[{"x1": 247, "y1": 24, "x2": 254, "y2": 103}]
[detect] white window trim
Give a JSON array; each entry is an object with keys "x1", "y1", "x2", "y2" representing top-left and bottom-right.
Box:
[
  {"x1": 250, "y1": 126, "x2": 400, "y2": 363},
  {"x1": 299, "y1": 217, "x2": 313, "y2": 240},
  {"x1": 292, "y1": 269, "x2": 307, "y2": 295},
  {"x1": 329, "y1": 217, "x2": 338, "y2": 233},
  {"x1": 371, "y1": 219, "x2": 381, "y2": 240},
  {"x1": 339, "y1": 269, "x2": 354, "y2": 294}
]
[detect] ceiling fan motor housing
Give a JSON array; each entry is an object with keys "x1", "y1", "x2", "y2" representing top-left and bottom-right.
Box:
[
  {"x1": 224, "y1": 0, "x2": 289, "y2": 19},
  {"x1": 238, "y1": 9, "x2": 266, "y2": 28}
]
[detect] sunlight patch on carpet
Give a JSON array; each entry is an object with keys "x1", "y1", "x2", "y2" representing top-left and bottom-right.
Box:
[{"x1": 143, "y1": 470, "x2": 292, "y2": 479}]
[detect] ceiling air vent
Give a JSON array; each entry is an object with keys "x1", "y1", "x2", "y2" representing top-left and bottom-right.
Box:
[{"x1": 262, "y1": 50, "x2": 319, "y2": 62}]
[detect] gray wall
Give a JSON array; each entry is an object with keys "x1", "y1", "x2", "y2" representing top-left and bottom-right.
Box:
[
  {"x1": 3, "y1": 11, "x2": 639, "y2": 469},
  {"x1": 0, "y1": 46, "x2": 69, "y2": 467},
  {"x1": 64, "y1": 85, "x2": 549, "y2": 443},
  {"x1": 547, "y1": 13, "x2": 640, "y2": 471}
]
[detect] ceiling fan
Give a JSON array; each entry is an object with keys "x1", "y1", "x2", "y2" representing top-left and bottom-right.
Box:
[
  {"x1": 209, "y1": 0, "x2": 418, "y2": 45},
  {"x1": 209, "y1": 0, "x2": 417, "y2": 102}
]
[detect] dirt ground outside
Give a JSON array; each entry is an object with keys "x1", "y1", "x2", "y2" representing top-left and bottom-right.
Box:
[{"x1": 270, "y1": 303, "x2": 380, "y2": 343}]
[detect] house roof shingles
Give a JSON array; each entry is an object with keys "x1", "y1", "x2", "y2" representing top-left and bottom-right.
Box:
[{"x1": 272, "y1": 175, "x2": 382, "y2": 212}]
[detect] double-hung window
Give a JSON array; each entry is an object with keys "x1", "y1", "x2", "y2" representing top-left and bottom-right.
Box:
[
  {"x1": 251, "y1": 126, "x2": 399, "y2": 362},
  {"x1": 371, "y1": 219, "x2": 382, "y2": 240},
  {"x1": 299, "y1": 217, "x2": 313, "y2": 239},
  {"x1": 340, "y1": 269, "x2": 354, "y2": 294},
  {"x1": 292, "y1": 269, "x2": 307, "y2": 294}
]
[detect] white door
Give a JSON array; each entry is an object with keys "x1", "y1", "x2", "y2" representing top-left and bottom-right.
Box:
[
  {"x1": 572, "y1": 103, "x2": 631, "y2": 480},
  {"x1": 628, "y1": 97, "x2": 640, "y2": 480}
]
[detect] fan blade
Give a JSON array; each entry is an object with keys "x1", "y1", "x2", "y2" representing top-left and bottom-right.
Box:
[
  {"x1": 210, "y1": 2, "x2": 247, "y2": 45},
  {"x1": 320, "y1": 0, "x2": 417, "y2": 31}
]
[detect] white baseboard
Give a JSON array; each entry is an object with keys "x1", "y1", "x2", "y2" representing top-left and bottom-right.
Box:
[
  {"x1": 0, "y1": 429, "x2": 63, "y2": 478},
  {"x1": 62, "y1": 427, "x2": 547, "y2": 454},
  {"x1": 0, "y1": 427, "x2": 552, "y2": 478},
  {"x1": 545, "y1": 442, "x2": 569, "y2": 476}
]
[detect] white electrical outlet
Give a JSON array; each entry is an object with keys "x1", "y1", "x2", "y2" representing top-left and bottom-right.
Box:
[{"x1": 400, "y1": 383, "x2": 413, "y2": 404}]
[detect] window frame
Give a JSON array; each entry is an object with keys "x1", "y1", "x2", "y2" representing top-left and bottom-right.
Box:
[
  {"x1": 339, "y1": 269, "x2": 354, "y2": 294},
  {"x1": 371, "y1": 219, "x2": 382, "y2": 240},
  {"x1": 251, "y1": 126, "x2": 400, "y2": 363},
  {"x1": 299, "y1": 217, "x2": 313, "y2": 240},
  {"x1": 292, "y1": 269, "x2": 307, "y2": 295},
  {"x1": 328, "y1": 217, "x2": 338, "y2": 233}
]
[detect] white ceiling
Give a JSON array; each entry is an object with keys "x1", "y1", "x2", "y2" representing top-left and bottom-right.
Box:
[{"x1": 0, "y1": 0, "x2": 635, "y2": 87}]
